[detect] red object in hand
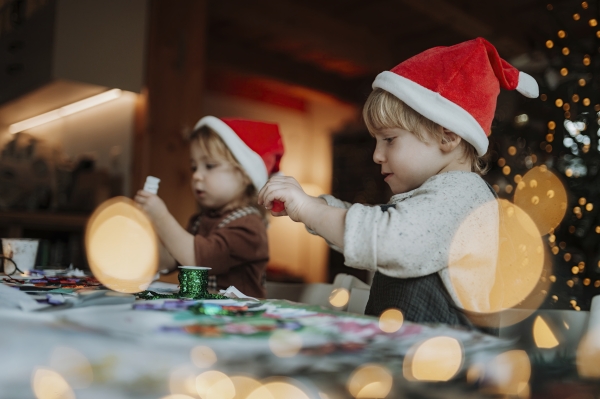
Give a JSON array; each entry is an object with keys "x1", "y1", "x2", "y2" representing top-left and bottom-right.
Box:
[{"x1": 272, "y1": 200, "x2": 285, "y2": 212}]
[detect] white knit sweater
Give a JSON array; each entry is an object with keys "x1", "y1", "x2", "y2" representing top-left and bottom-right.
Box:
[{"x1": 317, "y1": 171, "x2": 499, "y2": 313}]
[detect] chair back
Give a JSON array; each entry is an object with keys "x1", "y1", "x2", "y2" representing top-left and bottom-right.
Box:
[
  {"x1": 332, "y1": 273, "x2": 370, "y2": 291},
  {"x1": 499, "y1": 309, "x2": 590, "y2": 358},
  {"x1": 347, "y1": 287, "x2": 370, "y2": 315},
  {"x1": 266, "y1": 273, "x2": 370, "y2": 311},
  {"x1": 299, "y1": 283, "x2": 335, "y2": 307},
  {"x1": 265, "y1": 281, "x2": 304, "y2": 302}
]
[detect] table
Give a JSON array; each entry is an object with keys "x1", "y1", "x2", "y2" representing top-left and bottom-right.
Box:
[{"x1": 0, "y1": 279, "x2": 597, "y2": 399}]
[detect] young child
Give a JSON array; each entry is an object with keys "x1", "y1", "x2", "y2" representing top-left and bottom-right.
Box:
[
  {"x1": 135, "y1": 116, "x2": 284, "y2": 298},
  {"x1": 258, "y1": 38, "x2": 538, "y2": 326}
]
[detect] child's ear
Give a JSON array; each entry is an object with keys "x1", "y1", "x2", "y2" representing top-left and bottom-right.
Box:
[{"x1": 439, "y1": 128, "x2": 462, "y2": 153}]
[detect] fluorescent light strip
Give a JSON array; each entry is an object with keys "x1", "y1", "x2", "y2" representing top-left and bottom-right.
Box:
[{"x1": 9, "y1": 89, "x2": 122, "y2": 134}]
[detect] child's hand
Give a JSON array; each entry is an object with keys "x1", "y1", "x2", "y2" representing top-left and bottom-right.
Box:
[
  {"x1": 134, "y1": 190, "x2": 170, "y2": 223},
  {"x1": 258, "y1": 176, "x2": 322, "y2": 222}
]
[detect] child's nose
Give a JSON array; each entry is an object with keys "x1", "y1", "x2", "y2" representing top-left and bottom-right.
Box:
[
  {"x1": 193, "y1": 170, "x2": 204, "y2": 181},
  {"x1": 373, "y1": 147, "x2": 386, "y2": 164}
]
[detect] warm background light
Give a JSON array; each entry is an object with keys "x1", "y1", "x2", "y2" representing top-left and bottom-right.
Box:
[
  {"x1": 9, "y1": 89, "x2": 122, "y2": 134},
  {"x1": 514, "y1": 166, "x2": 567, "y2": 235},
  {"x1": 577, "y1": 327, "x2": 600, "y2": 378},
  {"x1": 246, "y1": 379, "x2": 310, "y2": 399},
  {"x1": 86, "y1": 197, "x2": 158, "y2": 293},
  {"x1": 169, "y1": 366, "x2": 198, "y2": 397},
  {"x1": 269, "y1": 330, "x2": 303, "y2": 358},
  {"x1": 195, "y1": 371, "x2": 234, "y2": 399},
  {"x1": 403, "y1": 337, "x2": 463, "y2": 382},
  {"x1": 449, "y1": 200, "x2": 548, "y2": 326},
  {"x1": 482, "y1": 350, "x2": 531, "y2": 396},
  {"x1": 378, "y1": 309, "x2": 404, "y2": 333},
  {"x1": 347, "y1": 364, "x2": 393, "y2": 399},
  {"x1": 229, "y1": 376, "x2": 262, "y2": 399},
  {"x1": 191, "y1": 346, "x2": 218, "y2": 369},
  {"x1": 49, "y1": 346, "x2": 93, "y2": 389},
  {"x1": 533, "y1": 316, "x2": 559, "y2": 348},
  {"x1": 31, "y1": 368, "x2": 75, "y2": 399},
  {"x1": 329, "y1": 288, "x2": 350, "y2": 308}
]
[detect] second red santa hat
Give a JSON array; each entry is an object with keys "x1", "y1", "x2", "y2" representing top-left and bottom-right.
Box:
[
  {"x1": 372, "y1": 37, "x2": 539, "y2": 156},
  {"x1": 193, "y1": 116, "x2": 284, "y2": 190}
]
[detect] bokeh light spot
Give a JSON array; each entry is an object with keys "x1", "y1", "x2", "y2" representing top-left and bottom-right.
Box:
[
  {"x1": 86, "y1": 197, "x2": 158, "y2": 293},
  {"x1": 191, "y1": 346, "x2": 217, "y2": 369},
  {"x1": 514, "y1": 167, "x2": 567, "y2": 235},
  {"x1": 229, "y1": 376, "x2": 261, "y2": 399},
  {"x1": 533, "y1": 316, "x2": 559, "y2": 348},
  {"x1": 170, "y1": 366, "x2": 199, "y2": 397},
  {"x1": 378, "y1": 309, "x2": 404, "y2": 333},
  {"x1": 347, "y1": 364, "x2": 393, "y2": 398},
  {"x1": 49, "y1": 346, "x2": 93, "y2": 389},
  {"x1": 404, "y1": 337, "x2": 463, "y2": 381},
  {"x1": 32, "y1": 368, "x2": 75, "y2": 399},
  {"x1": 449, "y1": 200, "x2": 548, "y2": 327},
  {"x1": 329, "y1": 288, "x2": 350, "y2": 308},
  {"x1": 484, "y1": 350, "x2": 531, "y2": 396},
  {"x1": 247, "y1": 379, "x2": 310, "y2": 399},
  {"x1": 269, "y1": 330, "x2": 302, "y2": 358},
  {"x1": 196, "y1": 371, "x2": 234, "y2": 399},
  {"x1": 577, "y1": 327, "x2": 600, "y2": 378}
]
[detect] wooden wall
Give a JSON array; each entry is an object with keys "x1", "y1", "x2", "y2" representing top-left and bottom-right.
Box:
[{"x1": 132, "y1": 0, "x2": 208, "y2": 226}]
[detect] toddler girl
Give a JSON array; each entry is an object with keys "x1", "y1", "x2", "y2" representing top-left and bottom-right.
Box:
[{"x1": 136, "y1": 116, "x2": 284, "y2": 298}]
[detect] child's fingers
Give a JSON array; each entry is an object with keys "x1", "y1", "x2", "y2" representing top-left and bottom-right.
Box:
[
  {"x1": 136, "y1": 190, "x2": 154, "y2": 199},
  {"x1": 270, "y1": 209, "x2": 288, "y2": 217},
  {"x1": 258, "y1": 181, "x2": 281, "y2": 206},
  {"x1": 263, "y1": 187, "x2": 289, "y2": 209},
  {"x1": 134, "y1": 194, "x2": 147, "y2": 204},
  {"x1": 257, "y1": 183, "x2": 268, "y2": 205}
]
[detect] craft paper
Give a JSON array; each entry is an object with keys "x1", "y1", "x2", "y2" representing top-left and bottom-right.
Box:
[{"x1": 0, "y1": 283, "x2": 46, "y2": 311}]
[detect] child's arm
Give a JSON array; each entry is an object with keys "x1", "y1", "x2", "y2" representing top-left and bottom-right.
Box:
[
  {"x1": 134, "y1": 190, "x2": 196, "y2": 266},
  {"x1": 258, "y1": 176, "x2": 347, "y2": 248},
  {"x1": 158, "y1": 241, "x2": 177, "y2": 272}
]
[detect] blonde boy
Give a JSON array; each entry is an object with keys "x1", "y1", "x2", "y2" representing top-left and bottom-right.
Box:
[{"x1": 259, "y1": 38, "x2": 538, "y2": 326}]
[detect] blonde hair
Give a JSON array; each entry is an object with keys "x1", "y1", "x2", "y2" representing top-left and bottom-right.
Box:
[
  {"x1": 363, "y1": 89, "x2": 489, "y2": 175},
  {"x1": 190, "y1": 126, "x2": 266, "y2": 217}
]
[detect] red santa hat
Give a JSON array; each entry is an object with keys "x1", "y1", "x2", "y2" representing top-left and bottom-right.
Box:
[
  {"x1": 193, "y1": 116, "x2": 284, "y2": 190},
  {"x1": 372, "y1": 37, "x2": 539, "y2": 156}
]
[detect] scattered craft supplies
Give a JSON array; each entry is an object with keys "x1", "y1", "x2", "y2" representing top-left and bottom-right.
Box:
[{"x1": 2, "y1": 275, "x2": 102, "y2": 290}]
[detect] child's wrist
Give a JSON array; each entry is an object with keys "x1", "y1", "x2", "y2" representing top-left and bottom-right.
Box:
[
  {"x1": 298, "y1": 196, "x2": 328, "y2": 229},
  {"x1": 153, "y1": 209, "x2": 174, "y2": 228}
]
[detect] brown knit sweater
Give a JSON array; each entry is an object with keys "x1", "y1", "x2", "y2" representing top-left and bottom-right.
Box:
[{"x1": 187, "y1": 209, "x2": 269, "y2": 298}]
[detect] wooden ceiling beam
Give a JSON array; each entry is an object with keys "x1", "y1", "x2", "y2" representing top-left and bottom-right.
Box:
[
  {"x1": 398, "y1": 0, "x2": 528, "y2": 57},
  {"x1": 209, "y1": 0, "x2": 394, "y2": 76},
  {"x1": 206, "y1": 36, "x2": 371, "y2": 104}
]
